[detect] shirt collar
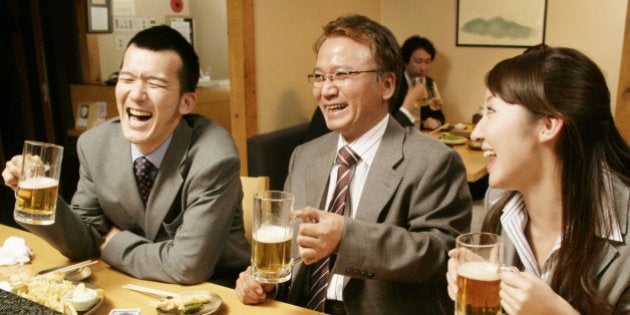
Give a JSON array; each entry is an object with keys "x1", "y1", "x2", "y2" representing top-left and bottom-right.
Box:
[
  {"x1": 337, "y1": 115, "x2": 388, "y2": 167},
  {"x1": 130, "y1": 135, "x2": 173, "y2": 169}
]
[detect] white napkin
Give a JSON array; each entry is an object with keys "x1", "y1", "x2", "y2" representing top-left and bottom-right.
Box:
[{"x1": 0, "y1": 236, "x2": 32, "y2": 266}]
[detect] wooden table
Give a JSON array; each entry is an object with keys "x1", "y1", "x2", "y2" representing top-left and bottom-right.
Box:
[
  {"x1": 0, "y1": 224, "x2": 322, "y2": 315},
  {"x1": 450, "y1": 142, "x2": 491, "y2": 182}
]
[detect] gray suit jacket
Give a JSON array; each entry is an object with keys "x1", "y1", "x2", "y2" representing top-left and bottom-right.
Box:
[
  {"x1": 283, "y1": 117, "x2": 472, "y2": 314},
  {"x1": 488, "y1": 175, "x2": 630, "y2": 313},
  {"x1": 23, "y1": 114, "x2": 250, "y2": 284}
]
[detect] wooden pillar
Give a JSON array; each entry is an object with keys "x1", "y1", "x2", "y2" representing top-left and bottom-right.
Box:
[
  {"x1": 227, "y1": 0, "x2": 257, "y2": 175},
  {"x1": 616, "y1": 2, "x2": 630, "y2": 143}
]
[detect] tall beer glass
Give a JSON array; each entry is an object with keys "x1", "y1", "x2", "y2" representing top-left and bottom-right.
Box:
[
  {"x1": 456, "y1": 232, "x2": 504, "y2": 315},
  {"x1": 14, "y1": 141, "x2": 64, "y2": 225},
  {"x1": 251, "y1": 190, "x2": 300, "y2": 283}
]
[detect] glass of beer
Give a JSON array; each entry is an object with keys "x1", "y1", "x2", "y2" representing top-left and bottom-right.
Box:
[
  {"x1": 14, "y1": 141, "x2": 64, "y2": 225},
  {"x1": 411, "y1": 76, "x2": 423, "y2": 129},
  {"x1": 251, "y1": 190, "x2": 301, "y2": 283},
  {"x1": 455, "y1": 232, "x2": 504, "y2": 315}
]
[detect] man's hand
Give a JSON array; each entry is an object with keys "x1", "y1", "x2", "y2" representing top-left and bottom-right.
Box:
[
  {"x1": 99, "y1": 226, "x2": 121, "y2": 252},
  {"x1": 235, "y1": 266, "x2": 276, "y2": 304},
  {"x1": 2, "y1": 155, "x2": 23, "y2": 191},
  {"x1": 422, "y1": 117, "x2": 441, "y2": 130},
  {"x1": 294, "y1": 207, "x2": 345, "y2": 265},
  {"x1": 402, "y1": 84, "x2": 429, "y2": 113}
]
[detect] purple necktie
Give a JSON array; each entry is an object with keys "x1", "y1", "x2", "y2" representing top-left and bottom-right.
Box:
[{"x1": 306, "y1": 145, "x2": 360, "y2": 311}]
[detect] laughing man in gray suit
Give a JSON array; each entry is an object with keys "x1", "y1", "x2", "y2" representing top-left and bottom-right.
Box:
[
  {"x1": 2, "y1": 26, "x2": 250, "y2": 286},
  {"x1": 236, "y1": 15, "x2": 472, "y2": 314}
]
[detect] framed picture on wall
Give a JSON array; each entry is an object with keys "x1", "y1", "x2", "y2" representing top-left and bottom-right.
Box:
[
  {"x1": 87, "y1": 0, "x2": 112, "y2": 33},
  {"x1": 456, "y1": 0, "x2": 547, "y2": 47}
]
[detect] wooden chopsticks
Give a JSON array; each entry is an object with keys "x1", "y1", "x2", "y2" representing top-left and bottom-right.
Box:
[
  {"x1": 122, "y1": 283, "x2": 180, "y2": 299},
  {"x1": 38, "y1": 259, "x2": 98, "y2": 277}
]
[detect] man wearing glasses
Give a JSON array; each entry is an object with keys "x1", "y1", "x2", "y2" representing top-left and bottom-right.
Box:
[{"x1": 236, "y1": 15, "x2": 471, "y2": 315}]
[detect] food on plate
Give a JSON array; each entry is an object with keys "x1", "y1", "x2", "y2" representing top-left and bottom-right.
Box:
[
  {"x1": 62, "y1": 282, "x2": 100, "y2": 311},
  {"x1": 468, "y1": 140, "x2": 482, "y2": 150},
  {"x1": 151, "y1": 291, "x2": 222, "y2": 315},
  {"x1": 438, "y1": 133, "x2": 467, "y2": 145},
  {"x1": 11, "y1": 272, "x2": 103, "y2": 314}
]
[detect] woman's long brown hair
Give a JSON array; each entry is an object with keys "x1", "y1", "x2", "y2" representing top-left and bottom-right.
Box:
[{"x1": 481, "y1": 47, "x2": 630, "y2": 313}]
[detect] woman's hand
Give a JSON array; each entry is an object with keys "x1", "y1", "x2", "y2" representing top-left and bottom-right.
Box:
[
  {"x1": 500, "y1": 270, "x2": 579, "y2": 315},
  {"x1": 235, "y1": 266, "x2": 276, "y2": 304}
]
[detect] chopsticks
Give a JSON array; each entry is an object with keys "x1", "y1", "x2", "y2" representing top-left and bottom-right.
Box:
[
  {"x1": 9, "y1": 259, "x2": 98, "y2": 287},
  {"x1": 122, "y1": 283, "x2": 180, "y2": 299},
  {"x1": 38, "y1": 259, "x2": 98, "y2": 277},
  {"x1": 428, "y1": 123, "x2": 450, "y2": 135}
]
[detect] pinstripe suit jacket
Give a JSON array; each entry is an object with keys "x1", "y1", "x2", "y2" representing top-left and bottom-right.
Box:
[{"x1": 282, "y1": 117, "x2": 472, "y2": 314}]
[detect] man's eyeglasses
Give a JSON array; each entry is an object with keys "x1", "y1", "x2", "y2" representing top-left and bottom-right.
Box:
[{"x1": 307, "y1": 69, "x2": 381, "y2": 87}]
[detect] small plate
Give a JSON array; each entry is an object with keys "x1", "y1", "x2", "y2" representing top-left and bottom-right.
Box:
[
  {"x1": 468, "y1": 140, "x2": 482, "y2": 150},
  {"x1": 154, "y1": 291, "x2": 222, "y2": 315},
  {"x1": 37, "y1": 266, "x2": 92, "y2": 282},
  {"x1": 438, "y1": 133, "x2": 467, "y2": 145},
  {"x1": 63, "y1": 282, "x2": 104, "y2": 315}
]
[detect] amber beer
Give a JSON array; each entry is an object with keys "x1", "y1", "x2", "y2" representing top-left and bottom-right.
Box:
[
  {"x1": 456, "y1": 261, "x2": 502, "y2": 315},
  {"x1": 14, "y1": 141, "x2": 64, "y2": 225},
  {"x1": 15, "y1": 177, "x2": 59, "y2": 225},
  {"x1": 252, "y1": 224, "x2": 293, "y2": 283}
]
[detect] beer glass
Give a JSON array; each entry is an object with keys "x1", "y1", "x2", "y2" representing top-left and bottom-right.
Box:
[
  {"x1": 455, "y1": 232, "x2": 504, "y2": 315},
  {"x1": 411, "y1": 76, "x2": 423, "y2": 129},
  {"x1": 251, "y1": 190, "x2": 301, "y2": 283},
  {"x1": 14, "y1": 141, "x2": 64, "y2": 225}
]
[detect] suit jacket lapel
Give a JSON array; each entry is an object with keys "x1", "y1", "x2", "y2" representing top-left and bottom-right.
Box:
[
  {"x1": 305, "y1": 135, "x2": 337, "y2": 209},
  {"x1": 110, "y1": 128, "x2": 145, "y2": 223},
  {"x1": 355, "y1": 118, "x2": 405, "y2": 223},
  {"x1": 145, "y1": 119, "x2": 191, "y2": 240}
]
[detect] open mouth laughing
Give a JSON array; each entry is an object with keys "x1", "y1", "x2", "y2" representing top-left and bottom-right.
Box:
[
  {"x1": 324, "y1": 103, "x2": 348, "y2": 112},
  {"x1": 127, "y1": 108, "x2": 152, "y2": 121}
]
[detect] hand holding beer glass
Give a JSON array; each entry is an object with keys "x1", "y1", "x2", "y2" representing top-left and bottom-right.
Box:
[
  {"x1": 14, "y1": 141, "x2": 64, "y2": 225},
  {"x1": 251, "y1": 191, "x2": 301, "y2": 283},
  {"x1": 454, "y1": 232, "x2": 504, "y2": 315}
]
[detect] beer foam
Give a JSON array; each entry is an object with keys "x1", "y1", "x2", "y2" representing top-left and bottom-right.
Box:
[
  {"x1": 18, "y1": 177, "x2": 58, "y2": 189},
  {"x1": 253, "y1": 225, "x2": 292, "y2": 243},
  {"x1": 457, "y1": 261, "x2": 501, "y2": 281}
]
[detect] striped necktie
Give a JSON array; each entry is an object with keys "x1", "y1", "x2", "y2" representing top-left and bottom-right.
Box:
[{"x1": 305, "y1": 145, "x2": 360, "y2": 311}]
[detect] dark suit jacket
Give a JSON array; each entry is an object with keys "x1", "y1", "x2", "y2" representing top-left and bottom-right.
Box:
[
  {"x1": 24, "y1": 114, "x2": 250, "y2": 285},
  {"x1": 282, "y1": 117, "x2": 472, "y2": 314},
  {"x1": 392, "y1": 77, "x2": 446, "y2": 128}
]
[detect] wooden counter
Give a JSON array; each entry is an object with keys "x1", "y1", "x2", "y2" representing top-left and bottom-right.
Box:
[{"x1": 0, "y1": 224, "x2": 320, "y2": 315}]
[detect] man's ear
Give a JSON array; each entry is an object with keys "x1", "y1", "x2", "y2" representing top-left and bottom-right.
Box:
[
  {"x1": 179, "y1": 92, "x2": 197, "y2": 115},
  {"x1": 381, "y1": 72, "x2": 396, "y2": 101},
  {"x1": 538, "y1": 115, "x2": 564, "y2": 143}
]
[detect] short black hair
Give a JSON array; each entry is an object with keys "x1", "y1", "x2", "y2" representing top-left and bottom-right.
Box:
[
  {"x1": 126, "y1": 25, "x2": 200, "y2": 93},
  {"x1": 400, "y1": 35, "x2": 436, "y2": 64}
]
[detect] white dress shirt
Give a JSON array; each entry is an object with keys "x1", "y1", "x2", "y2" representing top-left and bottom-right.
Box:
[{"x1": 325, "y1": 115, "x2": 388, "y2": 300}]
